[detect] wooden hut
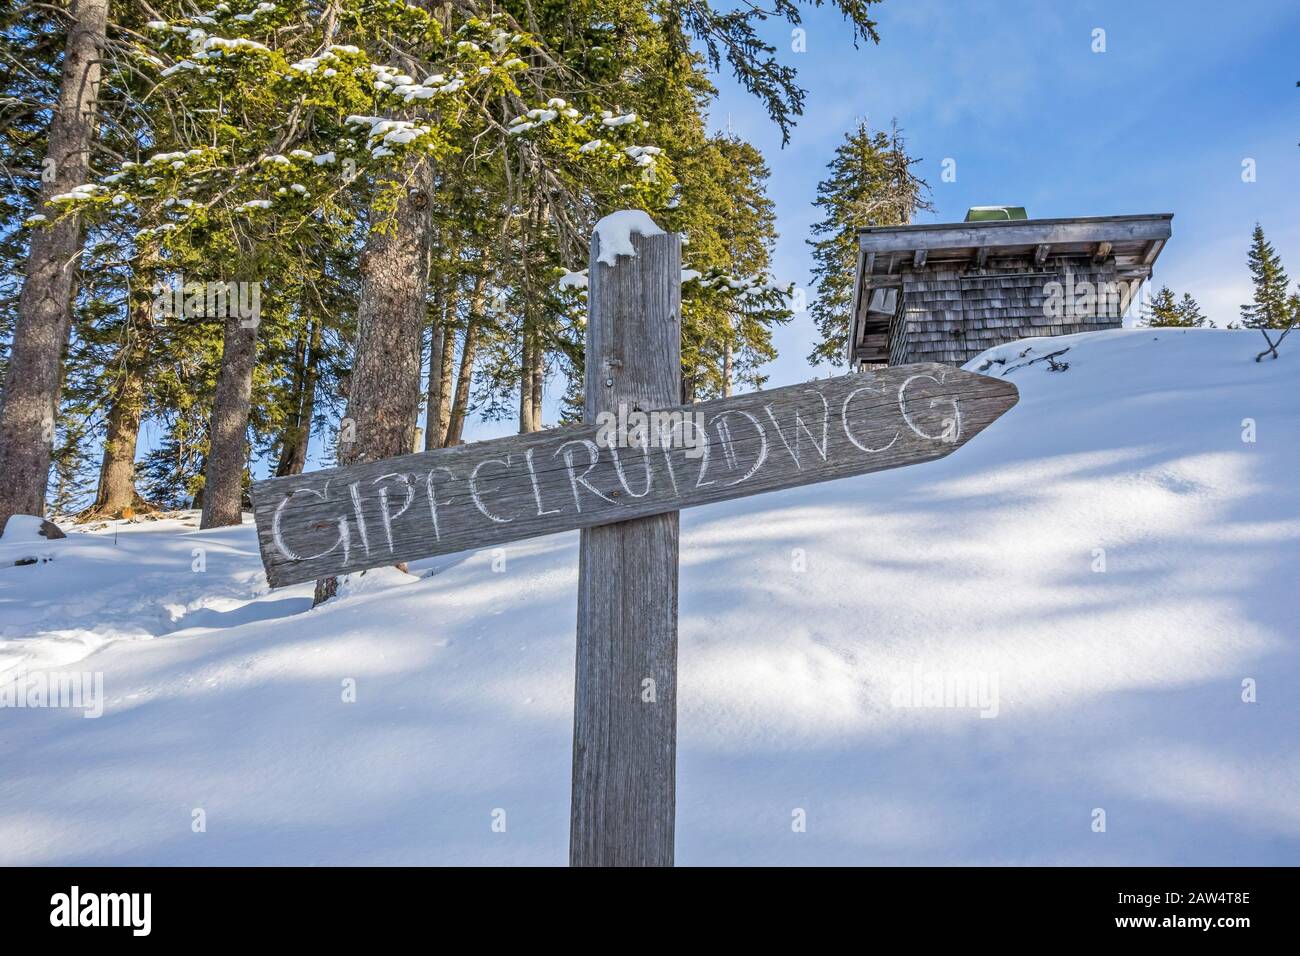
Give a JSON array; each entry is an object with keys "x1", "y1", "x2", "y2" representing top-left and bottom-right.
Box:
[{"x1": 847, "y1": 209, "x2": 1173, "y2": 368}]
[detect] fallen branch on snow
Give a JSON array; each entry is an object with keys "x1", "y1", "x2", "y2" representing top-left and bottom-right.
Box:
[
  {"x1": 1255, "y1": 319, "x2": 1297, "y2": 362},
  {"x1": 1000, "y1": 347, "x2": 1071, "y2": 376}
]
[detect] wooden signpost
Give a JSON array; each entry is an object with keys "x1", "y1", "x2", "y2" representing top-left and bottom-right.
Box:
[{"x1": 248, "y1": 218, "x2": 1019, "y2": 867}]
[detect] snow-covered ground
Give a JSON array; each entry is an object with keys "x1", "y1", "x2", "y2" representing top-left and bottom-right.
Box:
[{"x1": 2, "y1": 328, "x2": 1297, "y2": 865}]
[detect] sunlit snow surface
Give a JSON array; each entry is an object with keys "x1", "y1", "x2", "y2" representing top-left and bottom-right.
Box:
[{"x1": 1, "y1": 329, "x2": 1297, "y2": 864}]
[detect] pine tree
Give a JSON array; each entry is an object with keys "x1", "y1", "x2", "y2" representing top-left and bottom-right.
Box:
[
  {"x1": 669, "y1": 133, "x2": 789, "y2": 400},
  {"x1": 1140, "y1": 286, "x2": 1212, "y2": 328},
  {"x1": 0, "y1": 1, "x2": 67, "y2": 342},
  {"x1": 807, "y1": 120, "x2": 932, "y2": 366},
  {"x1": 1176, "y1": 293, "x2": 1211, "y2": 328},
  {"x1": 0, "y1": 0, "x2": 109, "y2": 530},
  {"x1": 1144, "y1": 283, "x2": 1211, "y2": 329},
  {"x1": 1240, "y1": 224, "x2": 1291, "y2": 329},
  {"x1": 1139, "y1": 286, "x2": 1179, "y2": 326}
]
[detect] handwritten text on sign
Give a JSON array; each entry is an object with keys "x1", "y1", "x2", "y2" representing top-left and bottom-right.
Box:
[{"x1": 249, "y1": 364, "x2": 1018, "y2": 587}]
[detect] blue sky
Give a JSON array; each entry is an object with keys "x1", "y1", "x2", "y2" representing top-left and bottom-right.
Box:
[
  {"x1": 270, "y1": 0, "x2": 1298, "y2": 462},
  {"x1": 701, "y1": 0, "x2": 1300, "y2": 395}
]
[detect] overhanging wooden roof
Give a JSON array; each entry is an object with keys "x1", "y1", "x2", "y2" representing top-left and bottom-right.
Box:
[
  {"x1": 856, "y1": 213, "x2": 1172, "y2": 278},
  {"x1": 848, "y1": 213, "x2": 1173, "y2": 365}
]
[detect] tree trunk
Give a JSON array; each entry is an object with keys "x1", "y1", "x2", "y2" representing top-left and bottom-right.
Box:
[
  {"x1": 519, "y1": 324, "x2": 533, "y2": 433},
  {"x1": 94, "y1": 365, "x2": 145, "y2": 515},
  {"x1": 423, "y1": 323, "x2": 444, "y2": 450},
  {"x1": 276, "y1": 319, "x2": 320, "y2": 476},
  {"x1": 435, "y1": 303, "x2": 455, "y2": 445},
  {"x1": 90, "y1": 265, "x2": 154, "y2": 515},
  {"x1": 520, "y1": 204, "x2": 544, "y2": 433},
  {"x1": 200, "y1": 314, "x2": 258, "y2": 529},
  {"x1": 338, "y1": 163, "x2": 433, "y2": 468},
  {"x1": 191, "y1": 464, "x2": 205, "y2": 512},
  {"x1": 529, "y1": 336, "x2": 543, "y2": 431},
  {"x1": 722, "y1": 336, "x2": 733, "y2": 397},
  {"x1": 274, "y1": 324, "x2": 309, "y2": 475},
  {"x1": 0, "y1": 0, "x2": 108, "y2": 530},
  {"x1": 92, "y1": 351, "x2": 146, "y2": 515},
  {"x1": 445, "y1": 276, "x2": 485, "y2": 447},
  {"x1": 315, "y1": 157, "x2": 434, "y2": 603}
]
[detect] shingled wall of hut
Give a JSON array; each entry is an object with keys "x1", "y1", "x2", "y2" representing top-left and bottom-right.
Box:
[{"x1": 887, "y1": 260, "x2": 1131, "y2": 366}]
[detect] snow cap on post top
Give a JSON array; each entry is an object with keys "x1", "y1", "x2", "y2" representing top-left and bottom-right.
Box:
[{"x1": 593, "y1": 210, "x2": 665, "y2": 266}]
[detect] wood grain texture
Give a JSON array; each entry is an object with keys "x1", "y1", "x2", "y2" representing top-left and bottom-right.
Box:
[
  {"x1": 249, "y1": 363, "x2": 1019, "y2": 588},
  {"x1": 884, "y1": 265, "x2": 1126, "y2": 367},
  {"x1": 856, "y1": 214, "x2": 1172, "y2": 254},
  {"x1": 570, "y1": 228, "x2": 681, "y2": 866}
]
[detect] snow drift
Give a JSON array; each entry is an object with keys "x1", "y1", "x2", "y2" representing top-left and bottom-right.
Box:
[{"x1": 1, "y1": 328, "x2": 1297, "y2": 865}]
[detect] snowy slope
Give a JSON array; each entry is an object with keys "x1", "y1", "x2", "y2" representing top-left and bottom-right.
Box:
[{"x1": 1, "y1": 328, "x2": 1297, "y2": 865}]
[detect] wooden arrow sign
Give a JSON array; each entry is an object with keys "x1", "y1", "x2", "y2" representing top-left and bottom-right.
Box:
[{"x1": 249, "y1": 364, "x2": 1018, "y2": 587}]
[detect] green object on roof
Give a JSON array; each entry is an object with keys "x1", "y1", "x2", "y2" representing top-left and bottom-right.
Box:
[{"x1": 965, "y1": 205, "x2": 1028, "y2": 222}]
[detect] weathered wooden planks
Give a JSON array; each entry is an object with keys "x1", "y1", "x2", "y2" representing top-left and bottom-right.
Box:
[
  {"x1": 248, "y1": 362, "x2": 1019, "y2": 587},
  {"x1": 569, "y1": 226, "x2": 680, "y2": 867},
  {"x1": 883, "y1": 264, "x2": 1129, "y2": 367},
  {"x1": 856, "y1": 214, "x2": 1173, "y2": 255}
]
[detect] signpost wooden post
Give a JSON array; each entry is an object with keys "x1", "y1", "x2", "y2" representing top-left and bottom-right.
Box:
[
  {"x1": 570, "y1": 227, "x2": 681, "y2": 867},
  {"x1": 247, "y1": 216, "x2": 1019, "y2": 867}
]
